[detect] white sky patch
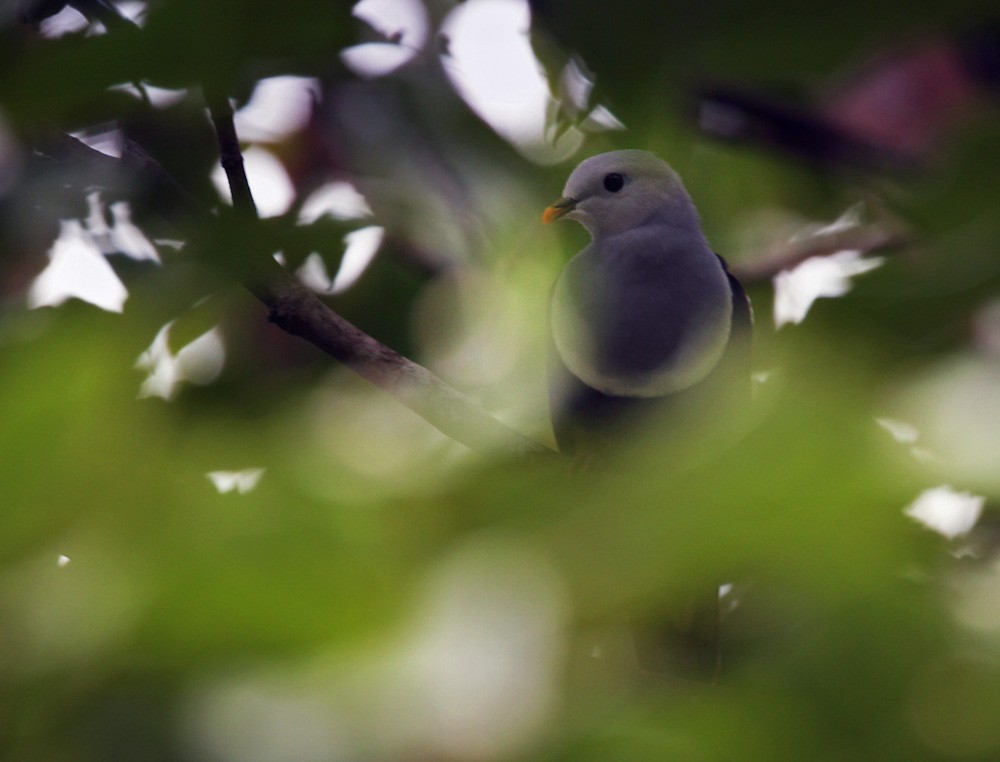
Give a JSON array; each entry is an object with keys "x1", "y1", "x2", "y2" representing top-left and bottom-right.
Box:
[
  {"x1": 773, "y1": 250, "x2": 884, "y2": 327},
  {"x1": 441, "y1": 0, "x2": 584, "y2": 163},
  {"x1": 234, "y1": 76, "x2": 321, "y2": 142},
  {"x1": 559, "y1": 59, "x2": 593, "y2": 116},
  {"x1": 109, "y1": 202, "x2": 160, "y2": 262},
  {"x1": 37, "y1": 2, "x2": 145, "y2": 37},
  {"x1": 85, "y1": 191, "x2": 114, "y2": 251},
  {"x1": 207, "y1": 469, "x2": 265, "y2": 495},
  {"x1": 143, "y1": 83, "x2": 188, "y2": 107},
  {"x1": 335, "y1": 227, "x2": 384, "y2": 292},
  {"x1": 580, "y1": 104, "x2": 626, "y2": 132},
  {"x1": 341, "y1": 42, "x2": 418, "y2": 78},
  {"x1": 109, "y1": 82, "x2": 189, "y2": 108},
  {"x1": 69, "y1": 124, "x2": 124, "y2": 158},
  {"x1": 557, "y1": 60, "x2": 626, "y2": 133},
  {"x1": 441, "y1": 0, "x2": 545, "y2": 146},
  {"x1": 84, "y1": 192, "x2": 160, "y2": 262},
  {"x1": 39, "y1": 6, "x2": 90, "y2": 38},
  {"x1": 296, "y1": 226, "x2": 385, "y2": 294},
  {"x1": 211, "y1": 146, "x2": 294, "y2": 218},
  {"x1": 115, "y1": 1, "x2": 148, "y2": 26},
  {"x1": 28, "y1": 220, "x2": 128, "y2": 313},
  {"x1": 905, "y1": 485, "x2": 984, "y2": 540},
  {"x1": 136, "y1": 322, "x2": 226, "y2": 400},
  {"x1": 297, "y1": 181, "x2": 373, "y2": 224},
  {"x1": 296, "y1": 253, "x2": 334, "y2": 292},
  {"x1": 341, "y1": 0, "x2": 430, "y2": 78}
]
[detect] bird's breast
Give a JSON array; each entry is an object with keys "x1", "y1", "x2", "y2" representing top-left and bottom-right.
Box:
[{"x1": 551, "y1": 234, "x2": 733, "y2": 398}]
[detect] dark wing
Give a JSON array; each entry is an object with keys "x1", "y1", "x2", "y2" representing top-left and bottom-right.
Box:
[
  {"x1": 716, "y1": 253, "x2": 754, "y2": 388},
  {"x1": 548, "y1": 254, "x2": 752, "y2": 456}
]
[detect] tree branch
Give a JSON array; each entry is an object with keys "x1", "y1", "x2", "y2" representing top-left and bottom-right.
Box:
[
  {"x1": 729, "y1": 211, "x2": 911, "y2": 284},
  {"x1": 18, "y1": 0, "x2": 556, "y2": 457},
  {"x1": 22, "y1": 1, "x2": 557, "y2": 460},
  {"x1": 257, "y1": 270, "x2": 553, "y2": 458},
  {"x1": 37, "y1": 131, "x2": 556, "y2": 460},
  {"x1": 196, "y1": 88, "x2": 555, "y2": 459},
  {"x1": 205, "y1": 90, "x2": 259, "y2": 218}
]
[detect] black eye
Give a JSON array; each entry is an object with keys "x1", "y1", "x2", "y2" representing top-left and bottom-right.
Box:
[{"x1": 603, "y1": 172, "x2": 625, "y2": 192}]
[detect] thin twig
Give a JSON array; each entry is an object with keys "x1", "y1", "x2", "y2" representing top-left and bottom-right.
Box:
[{"x1": 205, "y1": 91, "x2": 259, "y2": 218}]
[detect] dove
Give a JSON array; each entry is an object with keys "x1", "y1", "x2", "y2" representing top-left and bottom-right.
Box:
[
  {"x1": 544, "y1": 149, "x2": 751, "y2": 453},
  {"x1": 543, "y1": 149, "x2": 752, "y2": 679}
]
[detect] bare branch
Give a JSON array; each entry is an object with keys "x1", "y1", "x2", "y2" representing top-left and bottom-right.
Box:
[
  {"x1": 22, "y1": 0, "x2": 556, "y2": 461},
  {"x1": 198, "y1": 88, "x2": 554, "y2": 458},
  {"x1": 37, "y1": 132, "x2": 556, "y2": 460},
  {"x1": 205, "y1": 91, "x2": 259, "y2": 218},
  {"x1": 258, "y1": 270, "x2": 555, "y2": 459},
  {"x1": 729, "y1": 211, "x2": 912, "y2": 285}
]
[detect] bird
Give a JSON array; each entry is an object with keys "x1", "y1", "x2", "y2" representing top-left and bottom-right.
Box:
[{"x1": 542, "y1": 149, "x2": 752, "y2": 680}]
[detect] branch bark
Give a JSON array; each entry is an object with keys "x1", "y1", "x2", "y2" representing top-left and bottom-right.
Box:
[
  {"x1": 36, "y1": 133, "x2": 555, "y2": 461},
  {"x1": 205, "y1": 91, "x2": 259, "y2": 217},
  {"x1": 257, "y1": 270, "x2": 553, "y2": 459},
  {"x1": 24, "y1": 1, "x2": 558, "y2": 461},
  {"x1": 18, "y1": 0, "x2": 557, "y2": 458},
  {"x1": 198, "y1": 90, "x2": 557, "y2": 460},
  {"x1": 729, "y1": 210, "x2": 911, "y2": 284}
]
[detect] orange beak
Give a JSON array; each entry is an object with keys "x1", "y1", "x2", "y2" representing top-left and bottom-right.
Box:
[{"x1": 542, "y1": 196, "x2": 577, "y2": 224}]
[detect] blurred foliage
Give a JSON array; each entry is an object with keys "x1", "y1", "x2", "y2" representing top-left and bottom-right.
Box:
[{"x1": 2, "y1": 1, "x2": 1000, "y2": 760}]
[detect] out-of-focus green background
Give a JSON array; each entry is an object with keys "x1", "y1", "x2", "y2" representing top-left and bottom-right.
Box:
[{"x1": 2, "y1": 0, "x2": 1000, "y2": 759}]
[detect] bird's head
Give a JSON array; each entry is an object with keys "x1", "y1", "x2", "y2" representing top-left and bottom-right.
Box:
[{"x1": 543, "y1": 150, "x2": 698, "y2": 238}]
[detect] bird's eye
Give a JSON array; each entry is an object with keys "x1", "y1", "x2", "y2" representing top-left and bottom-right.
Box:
[{"x1": 603, "y1": 173, "x2": 625, "y2": 192}]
